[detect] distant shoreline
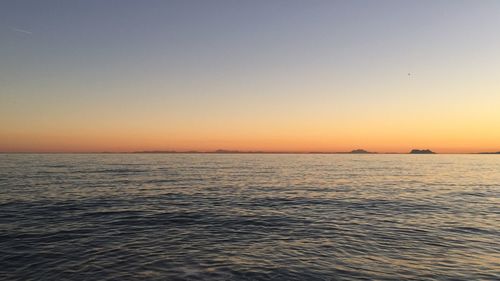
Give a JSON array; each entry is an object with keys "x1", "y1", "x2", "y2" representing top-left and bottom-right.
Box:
[{"x1": 1, "y1": 151, "x2": 499, "y2": 155}]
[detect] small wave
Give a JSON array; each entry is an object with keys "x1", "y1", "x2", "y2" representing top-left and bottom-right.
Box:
[
  {"x1": 1, "y1": 154, "x2": 499, "y2": 280},
  {"x1": 144, "y1": 179, "x2": 178, "y2": 184},
  {"x1": 83, "y1": 168, "x2": 148, "y2": 174}
]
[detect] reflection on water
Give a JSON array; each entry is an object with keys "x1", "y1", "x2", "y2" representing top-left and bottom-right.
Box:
[{"x1": 1, "y1": 154, "x2": 499, "y2": 280}]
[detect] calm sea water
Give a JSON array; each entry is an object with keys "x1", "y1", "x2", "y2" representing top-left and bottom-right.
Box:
[{"x1": 1, "y1": 154, "x2": 499, "y2": 280}]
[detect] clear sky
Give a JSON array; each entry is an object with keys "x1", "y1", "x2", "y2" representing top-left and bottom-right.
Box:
[{"x1": 1, "y1": 0, "x2": 499, "y2": 153}]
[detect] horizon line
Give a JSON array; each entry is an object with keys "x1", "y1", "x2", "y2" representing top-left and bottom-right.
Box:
[{"x1": 1, "y1": 149, "x2": 499, "y2": 155}]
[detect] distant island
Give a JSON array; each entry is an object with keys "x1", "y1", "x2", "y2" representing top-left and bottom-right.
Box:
[
  {"x1": 123, "y1": 148, "x2": 500, "y2": 155},
  {"x1": 134, "y1": 150, "x2": 180, "y2": 154},
  {"x1": 4, "y1": 149, "x2": 499, "y2": 154},
  {"x1": 410, "y1": 149, "x2": 436, "y2": 154},
  {"x1": 213, "y1": 149, "x2": 257, "y2": 154},
  {"x1": 349, "y1": 149, "x2": 375, "y2": 154},
  {"x1": 134, "y1": 149, "x2": 379, "y2": 154}
]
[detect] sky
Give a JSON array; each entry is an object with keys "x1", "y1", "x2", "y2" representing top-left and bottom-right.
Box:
[{"x1": 1, "y1": 0, "x2": 499, "y2": 153}]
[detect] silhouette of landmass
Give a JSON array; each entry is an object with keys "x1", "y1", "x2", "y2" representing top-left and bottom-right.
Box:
[
  {"x1": 3, "y1": 149, "x2": 497, "y2": 154},
  {"x1": 135, "y1": 149, "x2": 353, "y2": 154},
  {"x1": 349, "y1": 149, "x2": 375, "y2": 154},
  {"x1": 134, "y1": 150, "x2": 197, "y2": 154},
  {"x1": 134, "y1": 149, "x2": 380, "y2": 154},
  {"x1": 410, "y1": 149, "x2": 436, "y2": 154},
  {"x1": 214, "y1": 149, "x2": 242, "y2": 153},
  {"x1": 125, "y1": 149, "x2": 498, "y2": 155}
]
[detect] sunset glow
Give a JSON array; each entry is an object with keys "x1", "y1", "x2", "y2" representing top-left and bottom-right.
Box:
[{"x1": 1, "y1": 0, "x2": 499, "y2": 153}]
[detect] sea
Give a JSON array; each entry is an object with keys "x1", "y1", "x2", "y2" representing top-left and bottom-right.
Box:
[{"x1": 0, "y1": 154, "x2": 499, "y2": 280}]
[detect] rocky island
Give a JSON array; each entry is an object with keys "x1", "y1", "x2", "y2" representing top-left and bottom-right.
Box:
[
  {"x1": 410, "y1": 149, "x2": 436, "y2": 154},
  {"x1": 349, "y1": 149, "x2": 374, "y2": 154}
]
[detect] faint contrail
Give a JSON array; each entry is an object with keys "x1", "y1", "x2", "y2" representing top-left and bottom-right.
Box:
[{"x1": 10, "y1": 27, "x2": 33, "y2": 35}]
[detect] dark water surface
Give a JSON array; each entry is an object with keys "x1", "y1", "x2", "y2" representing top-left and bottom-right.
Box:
[{"x1": 1, "y1": 154, "x2": 499, "y2": 280}]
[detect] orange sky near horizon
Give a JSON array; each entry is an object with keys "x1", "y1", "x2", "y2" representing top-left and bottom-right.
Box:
[
  {"x1": 2, "y1": 65, "x2": 499, "y2": 153},
  {"x1": 2, "y1": 105, "x2": 499, "y2": 153},
  {"x1": 2, "y1": 70, "x2": 500, "y2": 153}
]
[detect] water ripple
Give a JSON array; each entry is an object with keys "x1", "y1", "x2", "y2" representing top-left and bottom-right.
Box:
[{"x1": 0, "y1": 154, "x2": 499, "y2": 280}]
